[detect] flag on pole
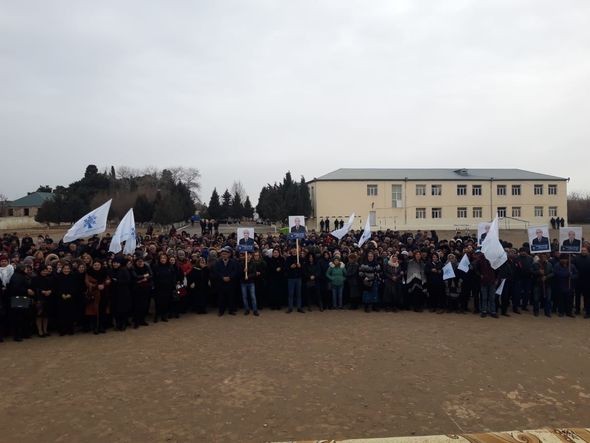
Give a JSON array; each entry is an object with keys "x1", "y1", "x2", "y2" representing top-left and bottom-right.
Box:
[
  {"x1": 357, "y1": 216, "x2": 372, "y2": 248},
  {"x1": 458, "y1": 254, "x2": 470, "y2": 273},
  {"x1": 442, "y1": 262, "x2": 456, "y2": 280},
  {"x1": 109, "y1": 208, "x2": 137, "y2": 254},
  {"x1": 331, "y1": 213, "x2": 355, "y2": 240},
  {"x1": 63, "y1": 199, "x2": 112, "y2": 243},
  {"x1": 481, "y1": 215, "x2": 507, "y2": 270}
]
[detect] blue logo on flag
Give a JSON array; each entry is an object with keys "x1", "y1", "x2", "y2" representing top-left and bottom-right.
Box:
[{"x1": 83, "y1": 215, "x2": 97, "y2": 230}]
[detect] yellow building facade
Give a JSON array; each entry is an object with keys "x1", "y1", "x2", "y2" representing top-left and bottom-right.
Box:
[{"x1": 308, "y1": 169, "x2": 568, "y2": 231}]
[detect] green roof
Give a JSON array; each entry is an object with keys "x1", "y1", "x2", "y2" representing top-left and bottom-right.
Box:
[{"x1": 8, "y1": 192, "x2": 54, "y2": 208}]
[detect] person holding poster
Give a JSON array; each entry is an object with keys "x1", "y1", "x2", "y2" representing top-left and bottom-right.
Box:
[
  {"x1": 532, "y1": 253, "x2": 553, "y2": 317},
  {"x1": 237, "y1": 228, "x2": 255, "y2": 253},
  {"x1": 560, "y1": 228, "x2": 582, "y2": 253},
  {"x1": 529, "y1": 227, "x2": 550, "y2": 253},
  {"x1": 285, "y1": 247, "x2": 304, "y2": 313},
  {"x1": 289, "y1": 216, "x2": 307, "y2": 235}
]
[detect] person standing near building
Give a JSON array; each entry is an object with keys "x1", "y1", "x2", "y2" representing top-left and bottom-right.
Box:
[
  {"x1": 553, "y1": 254, "x2": 577, "y2": 317},
  {"x1": 359, "y1": 250, "x2": 382, "y2": 312}
]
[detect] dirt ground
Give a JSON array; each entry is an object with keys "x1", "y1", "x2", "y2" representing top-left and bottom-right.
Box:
[{"x1": 1, "y1": 310, "x2": 590, "y2": 443}]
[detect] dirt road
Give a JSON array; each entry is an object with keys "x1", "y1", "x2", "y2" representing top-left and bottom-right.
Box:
[{"x1": 1, "y1": 310, "x2": 590, "y2": 442}]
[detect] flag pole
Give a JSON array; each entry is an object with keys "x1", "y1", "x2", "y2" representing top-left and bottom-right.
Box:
[
  {"x1": 296, "y1": 238, "x2": 300, "y2": 266},
  {"x1": 245, "y1": 251, "x2": 249, "y2": 280}
]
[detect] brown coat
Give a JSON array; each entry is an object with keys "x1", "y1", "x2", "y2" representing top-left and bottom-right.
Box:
[{"x1": 84, "y1": 273, "x2": 110, "y2": 316}]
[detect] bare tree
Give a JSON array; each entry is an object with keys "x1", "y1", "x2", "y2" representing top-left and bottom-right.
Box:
[
  {"x1": 169, "y1": 167, "x2": 202, "y2": 202},
  {"x1": 230, "y1": 180, "x2": 247, "y2": 202}
]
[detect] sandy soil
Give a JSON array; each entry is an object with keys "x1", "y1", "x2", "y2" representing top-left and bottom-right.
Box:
[{"x1": 1, "y1": 309, "x2": 590, "y2": 443}]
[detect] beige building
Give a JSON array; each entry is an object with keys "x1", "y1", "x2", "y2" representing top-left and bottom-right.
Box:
[{"x1": 308, "y1": 169, "x2": 568, "y2": 231}]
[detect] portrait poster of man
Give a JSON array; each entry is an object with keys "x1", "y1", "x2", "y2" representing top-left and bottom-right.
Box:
[
  {"x1": 559, "y1": 227, "x2": 583, "y2": 253},
  {"x1": 477, "y1": 222, "x2": 496, "y2": 245},
  {"x1": 288, "y1": 215, "x2": 307, "y2": 240},
  {"x1": 237, "y1": 227, "x2": 255, "y2": 253},
  {"x1": 528, "y1": 226, "x2": 551, "y2": 253}
]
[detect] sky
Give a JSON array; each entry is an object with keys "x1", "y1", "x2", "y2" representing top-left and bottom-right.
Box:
[{"x1": 1, "y1": 0, "x2": 590, "y2": 204}]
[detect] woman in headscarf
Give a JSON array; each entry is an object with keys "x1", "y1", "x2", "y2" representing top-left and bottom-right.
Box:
[
  {"x1": 383, "y1": 254, "x2": 403, "y2": 312},
  {"x1": 85, "y1": 260, "x2": 110, "y2": 334},
  {"x1": 359, "y1": 250, "x2": 382, "y2": 313}
]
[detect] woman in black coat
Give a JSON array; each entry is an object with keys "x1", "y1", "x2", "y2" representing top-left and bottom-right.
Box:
[
  {"x1": 131, "y1": 257, "x2": 152, "y2": 328},
  {"x1": 186, "y1": 257, "x2": 209, "y2": 314},
  {"x1": 54, "y1": 262, "x2": 79, "y2": 335},
  {"x1": 109, "y1": 258, "x2": 132, "y2": 330},
  {"x1": 151, "y1": 254, "x2": 176, "y2": 322}
]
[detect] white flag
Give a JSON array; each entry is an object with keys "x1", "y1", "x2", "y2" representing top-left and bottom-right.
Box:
[
  {"x1": 331, "y1": 213, "x2": 355, "y2": 240},
  {"x1": 481, "y1": 216, "x2": 507, "y2": 270},
  {"x1": 63, "y1": 199, "x2": 112, "y2": 243},
  {"x1": 458, "y1": 254, "x2": 470, "y2": 273},
  {"x1": 109, "y1": 208, "x2": 137, "y2": 254},
  {"x1": 357, "y1": 216, "x2": 372, "y2": 248},
  {"x1": 442, "y1": 262, "x2": 456, "y2": 280},
  {"x1": 495, "y1": 278, "x2": 506, "y2": 295}
]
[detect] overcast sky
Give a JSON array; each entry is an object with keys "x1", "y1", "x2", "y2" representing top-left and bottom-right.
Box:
[{"x1": 1, "y1": 0, "x2": 589, "y2": 203}]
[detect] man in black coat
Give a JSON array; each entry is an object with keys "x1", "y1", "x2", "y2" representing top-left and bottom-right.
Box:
[
  {"x1": 212, "y1": 247, "x2": 239, "y2": 316},
  {"x1": 573, "y1": 246, "x2": 590, "y2": 318}
]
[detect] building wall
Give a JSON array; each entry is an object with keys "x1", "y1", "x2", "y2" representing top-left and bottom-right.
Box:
[
  {"x1": 310, "y1": 179, "x2": 568, "y2": 230},
  {"x1": 8, "y1": 207, "x2": 40, "y2": 217}
]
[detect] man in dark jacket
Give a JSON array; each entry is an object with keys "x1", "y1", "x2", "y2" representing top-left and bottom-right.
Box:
[
  {"x1": 573, "y1": 246, "x2": 590, "y2": 318},
  {"x1": 285, "y1": 247, "x2": 304, "y2": 313},
  {"x1": 212, "y1": 247, "x2": 239, "y2": 316}
]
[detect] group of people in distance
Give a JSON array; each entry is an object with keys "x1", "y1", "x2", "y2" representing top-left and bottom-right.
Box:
[{"x1": 1, "y1": 225, "x2": 589, "y2": 344}]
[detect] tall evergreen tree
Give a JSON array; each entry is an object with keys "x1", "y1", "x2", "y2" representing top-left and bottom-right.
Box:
[
  {"x1": 208, "y1": 188, "x2": 221, "y2": 219},
  {"x1": 230, "y1": 192, "x2": 243, "y2": 219},
  {"x1": 221, "y1": 189, "x2": 232, "y2": 219},
  {"x1": 243, "y1": 196, "x2": 254, "y2": 218}
]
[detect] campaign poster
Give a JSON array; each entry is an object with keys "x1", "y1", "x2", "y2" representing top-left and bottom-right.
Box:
[
  {"x1": 288, "y1": 215, "x2": 306, "y2": 240},
  {"x1": 528, "y1": 226, "x2": 551, "y2": 254},
  {"x1": 237, "y1": 227, "x2": 255, "y2": 253},
  {"x1": 559, "y1": 227, "x2": 583, "y2": 254}
]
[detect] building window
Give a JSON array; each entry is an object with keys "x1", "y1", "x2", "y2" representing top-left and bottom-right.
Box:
[
  {"x1": 534, "y1": 184, "x2": 543, "y2": 195},
  {"x1": 431, "y1": 184, "x2": 442, "y2": 196},
  {"x1": 473, "y1": 207, "x2": 482, "y2": 218},
  {"x1": 534, "y1": 206, "x2": 544, "y2": 217},
  {"x1": 8, "y1": 208, "x2": 14, "y2": 216},
  {"x1": 512, "y1": 207, "x2": 521, "y2": 218},
  {"x1": 497, "y1": 185, "x2": 506, "y2": 196},
  {"x1": 416, "y1": 208, "x2": 426, "y2": 219},
  {"x1": 391, "y1": 185, "x2": 403, "y2": 208},
  {"x1": 432, "y1": 208, "x2": 442, "y2": 219},
  {"x1": 548, "y1": 184, "x2": 557, "y2": 195},
  {"x1": 549, "y1": 206, "x2": 558, "y2": 217},
  {"x1": 23, "y1": 208, "x2": 30, "y2": 216},
  {"x1": 512, "y1": 185, "x2": 521, "y2": 196},
  {"x1": 367, "y1": 184, "x2": 378, "y2": 196},
  {"x1": 472, "y1": 185, "x2": 482, "y2": 196},
  {"x1": 497, "y1": 207, "x2": 506, "y2": 217},
  {"x1": 457, "y1": 185, "x2": 467, "y2": 196},
  {"x1": 415, "y1": 184, "x2": 426, "y2": 196},
  {"x1": 457, "y1": 207, "x2": 467, "y2": 218}
]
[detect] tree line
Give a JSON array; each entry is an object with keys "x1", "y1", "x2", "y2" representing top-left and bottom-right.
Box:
[{"x1": 35, "y1": 165, "x2": 197, "y2": 225}]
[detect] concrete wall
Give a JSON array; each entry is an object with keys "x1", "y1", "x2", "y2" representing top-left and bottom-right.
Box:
[{"x1": 0, "y1": 216, "x2": 47, "y2": 230}]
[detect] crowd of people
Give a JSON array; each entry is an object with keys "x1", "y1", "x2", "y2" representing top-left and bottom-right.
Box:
[{"x1": 1, "y1": 226, "x2": 589, "y2": 343}]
